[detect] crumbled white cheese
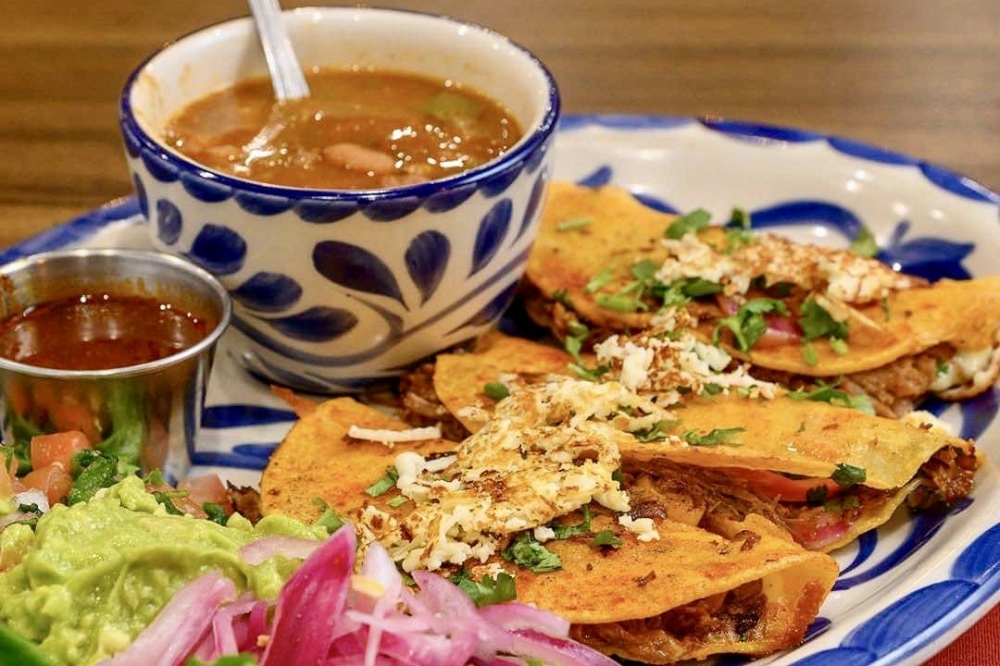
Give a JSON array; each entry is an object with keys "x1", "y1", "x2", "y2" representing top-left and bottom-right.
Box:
[
  {"x1": 594, "y1": 319, "x2": 779, "y2": 402},
  {"x1": 658, "y1": 229, "x2": 919, "y2": 304},
  {"x1": 348, "y1": 424, "x2": 442, "y2": 446},
  {"x1": 365, "y1": 390, "x2": 632, "y2": 571},
  {"x1": 618, "y1": 514, "x2": 660, "y2": 542}
]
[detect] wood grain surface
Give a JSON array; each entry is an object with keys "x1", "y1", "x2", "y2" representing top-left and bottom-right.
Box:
[{"x1": 0, "y1": 1, "x2": 996, "y2": 663}]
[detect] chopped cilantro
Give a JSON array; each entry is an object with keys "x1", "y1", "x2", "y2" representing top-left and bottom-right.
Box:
[
  {"x1": 583, "y1": 267, "x2": 615, "y2": 294},
  {"x1": 483, "y1": 382, "x2": 510, "y2": 401},
  {"x1": 702, "y1": 382, "x2": 724, "y2": 396},
  {"x1": 799, "y1": 298, "x2": 849, "y2": 342},
  {"x1": 801, "y1": 342, "x2": 818, "y2": 366},
  {"x1": 595, "y1": 293, "x2": 647, "y2": 313},
  {"x1": 551, "y1": 505, "x2": 592, "y2": 539},
  {"x1": 829, "y1": 337, "x2": 849, "y2": 355},
  {"x1": 502, "y1": 532, "x2": 563, "y2": 573},
  {"x1": 556, "y1": 216, "x2": 594, "y2": 231},
  {"x1": 683, "y1": 427, "x2": 745, "y2": 446},
  {"x1": 713, "y1": 298, "x2": 787, "y2": 351},
  {"x1": 364, "y1": 467, "x2": 399, "y2": 497},
  {"x1": 203, "y1": 502, "x2": 228, "y2": 526},
  {"x1": 68, "y1": 450, "x2": 122, "y2": 505},
  {"x1": 450, "y1": 570, "x2": 518, "y2": 607},
  {"x1": 387, "y1": 495, "x2": 410, "y2": 508},
  {"x1": 806, "y1": 484, "x2": 829, "y2": 506},
  {"x1": 311, "y1": 499, "x2": 347, "y2": 534},
  {"x1": 590, "y1": 530, "x2": 622, "y2": 548},
  {"x1": 552, "y1": 289, "x2": 574, "y2": 309},
  {"x1": 787, "y1": 381, "x2": 875, "y2": 415},
  {"x1": 849, "y1": 227, "x2": 878, "y2": 258},
  {"x1": 728, "y1": 207, "x2": 751, "y2": 229},
  {"x1": 151, "y1": 491, "x2": 185, "y2": 515},
  {"x1": 936, "y1": 359, "x2": 950, "y2": 376},
  {"x1": 665, "y1": 208, "x2": 712, "y2": 239},
  {"x1": 631, "y1": 419, "x2": 679, "y2": 442},
  {"x1": 831, "y1": 463, "x2": 867, "y2": 488}
]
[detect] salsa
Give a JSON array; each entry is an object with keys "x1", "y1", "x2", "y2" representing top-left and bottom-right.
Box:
[
  {"x1": 163, "y1": 67, "x2": 524, "y2": 190},
  {"x1": 0, "y1": 293, "x2": 210, "y2": 371}
]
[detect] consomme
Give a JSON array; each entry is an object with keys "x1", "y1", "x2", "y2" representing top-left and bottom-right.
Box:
[{"x1": 164, "y1": 68, "x2": 524, "y2": 190}]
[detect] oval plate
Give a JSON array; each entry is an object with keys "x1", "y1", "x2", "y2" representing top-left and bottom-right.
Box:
[{"x1": 3, "y1": 115, "x2": 997, "y2": 666}]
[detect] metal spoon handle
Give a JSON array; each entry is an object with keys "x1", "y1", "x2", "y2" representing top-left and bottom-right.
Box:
[{"x1": 247, "y1": 0, "x2": 310, "y2": 102}]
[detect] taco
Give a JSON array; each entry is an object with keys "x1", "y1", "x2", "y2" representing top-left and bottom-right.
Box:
[
  {"x1": 410, "y1": 328, "x2": 980, "y2": 552},
  {"x1": 259, "y1": 396, "x2": 838, "y2": 664},
  {"x1": 523, "y1": 181, "x2": 1000, "y2": 416}
]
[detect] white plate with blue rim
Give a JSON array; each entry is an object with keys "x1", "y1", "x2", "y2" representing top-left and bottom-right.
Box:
[{"x1": 3, "y1": 114, "x2": 997, "y2": 666}]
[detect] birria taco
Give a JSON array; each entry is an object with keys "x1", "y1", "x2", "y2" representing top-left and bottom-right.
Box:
[
  {"x1": 407, "y1": 328, "x2": 979, "y2": 552},
  {"x1": 523, "y1": 181, "x2": 1000, "y2": 416},
  {"x1": 260, "y1": 396, "x2": 838, "y2": 664}
]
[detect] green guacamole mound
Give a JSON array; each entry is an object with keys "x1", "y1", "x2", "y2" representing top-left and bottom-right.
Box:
[{"x1": 0, "y1": 475, "x2": 325, "y2": 666}]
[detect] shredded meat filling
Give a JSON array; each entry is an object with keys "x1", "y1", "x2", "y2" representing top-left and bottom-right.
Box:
[
  {"x1": 908, "y1": 445, "x2": 979, "y2": 512},
  {"x1": 569, "y1": 580, "x2": 767, "y2": 664},
  {"x1": 398, "y1": 362, "x2": 469, "y2": 442}
]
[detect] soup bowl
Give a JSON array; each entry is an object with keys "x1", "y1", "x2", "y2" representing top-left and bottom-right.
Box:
[
  {"x1": 0, "y1": 249, "x2": 231, "y2": 482},
  {"x1": 119, "y1": 7, "x2": 560, "y2": 393}
]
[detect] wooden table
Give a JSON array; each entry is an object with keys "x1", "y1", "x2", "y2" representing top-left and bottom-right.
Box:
[{"x1": 1, "y1": 1, "x2": 996, "y2": 663}]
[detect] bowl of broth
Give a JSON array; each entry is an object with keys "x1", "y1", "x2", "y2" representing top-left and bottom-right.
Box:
[
  {"x1": 119, "y1": 7, "x2": 560, "y2": 393},
  {"x1": 0, "y1": 249, "x2": 231, "y2": 482}
]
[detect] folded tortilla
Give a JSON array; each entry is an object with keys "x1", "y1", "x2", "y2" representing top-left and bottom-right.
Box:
[
  {"x1": 422, "y1": 329, "x2": 979, "y2": 552},
  {"x1": 525, "y1": 181, "x2": 1000, "y2": 407},
  {"x1": 260, "y1": 396, "x2": 838, "y2": 664}
]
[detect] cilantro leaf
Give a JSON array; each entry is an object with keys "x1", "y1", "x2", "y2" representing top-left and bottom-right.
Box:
[
  {"x1": 502, "y1": 532, "x2": 563, "y2": 573},
  {"x1": 831, "y1": 463, "x2": 867, "y2": 488},
  {"x1": 683, "y1": 427, "x2": 745, "y2": 446},
  {"x1": 451, "y1": 570, "x2": 518, "y2": 607},
  {"x1": 799, "y1": 298, "x2": 849, "y2": 342},
  {"x1": 556, "y1": 216, "x2": 593, "y2": 231},
  {"x1": 364, "y1": 467, "x2": 399, "y2": 497},
  {"x1": 311, "y1": 499, "x2": 347, "y2": 534},
  {"x1": 665, "y1": 208, "x2": 712, "y2": 239},
  {"x1": 787, "y1": 381, "x2": 875, "y2": 415},
  {"x1": 849, "y1": 227, "x2": 878, "y2": 258},
  {"x1": 713, "y1": 298, "x2": 787, "y2": 351},
  {"x1": 590, "y1": 530, "x2": 622, "y2": 548},
  {"x1": 550, "y1": 505, "x2": 592, "y2": 539}
]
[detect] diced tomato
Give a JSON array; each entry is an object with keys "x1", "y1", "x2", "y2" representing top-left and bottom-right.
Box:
[
  {"x1": 727, "y1": 468, "x2": 843, "y2": 503},
  {"x1": 178, "y1": 474, "x2": 233, "y2": 514},
  {"x1": 22, "y1": 463, "x2": 74, "y2": 506},
  {"x1": 30, "y1": 431, "x2": 92, "y2": 473},
  {"x1": 47, "y1": 397, "x2": 101, "y2": 444}
]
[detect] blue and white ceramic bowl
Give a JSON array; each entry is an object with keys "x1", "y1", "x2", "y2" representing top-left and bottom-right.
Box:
[{"x1": 119, "y1": 7, "x2": 560, "y2": 393}]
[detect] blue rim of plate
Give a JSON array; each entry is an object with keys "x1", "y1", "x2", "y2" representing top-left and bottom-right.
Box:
[{"x1": 1, "y1": 114, "x2": 997, "y2": 666}]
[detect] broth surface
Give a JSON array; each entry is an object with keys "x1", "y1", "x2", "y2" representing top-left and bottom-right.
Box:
[
  {"x1": 164, "y1": 68, "x2": 523, "y2": 190},
  {"x1": 0, "y1": 294, "x2": 210, "y2": 370}
]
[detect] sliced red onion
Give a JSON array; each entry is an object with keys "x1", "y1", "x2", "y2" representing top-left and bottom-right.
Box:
[
  {"x1": 98, "y1": 571, "x2": 236, "y2": 666},
  {"x1": 239, "y1": 534, "x2": 322, "y2": 565},
  {"x1": 478, "y1": 601, "x2": 571, "y2": 637},
  {"x1": 259, "y1": 525, "x2": 356, "y2": 666}
]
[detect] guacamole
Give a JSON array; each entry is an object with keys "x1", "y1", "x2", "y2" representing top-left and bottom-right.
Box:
[{"x1": 0, "y1": 476, "x2": 325, "y2": 666}]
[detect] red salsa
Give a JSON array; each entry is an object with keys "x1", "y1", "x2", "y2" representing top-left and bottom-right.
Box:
[{"x1": 0, "y1": 293, "x2": 210, "y2": 370}]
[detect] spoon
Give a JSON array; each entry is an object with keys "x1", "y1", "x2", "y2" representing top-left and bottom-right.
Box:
[
  {"x1": 247, "y1": 0, "x2": 310, "y2": 102},
  {"x1": 243, "y1": 0, "x2": 310, "y2": 163}
]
